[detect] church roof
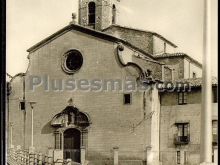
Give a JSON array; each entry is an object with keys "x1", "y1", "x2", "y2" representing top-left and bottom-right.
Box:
[
  {"x1": 27, "y1": 23, "x2": 201, "y2": 68},
  {"x1": 154, "y1": 53, "x2": 202, "y2": 68},
  {"x1": 102, "y1": 24, "x2": 178, "y2": 48},
  {"x1": 27, "y1": 23, "x2": 155, "y2": 60}
]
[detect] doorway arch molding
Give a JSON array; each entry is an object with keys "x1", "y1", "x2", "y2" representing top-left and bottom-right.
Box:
[
  {"x1": 51, "y1": 105, "x2": 90, "y2": 163},
  {"x1": 51, "y1": 105, "x2": 92, "y2": 128}
]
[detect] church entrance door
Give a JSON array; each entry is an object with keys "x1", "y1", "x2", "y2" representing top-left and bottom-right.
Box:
[{"x1": 63, "y1": 128, "x2": 81, "y2": 163}]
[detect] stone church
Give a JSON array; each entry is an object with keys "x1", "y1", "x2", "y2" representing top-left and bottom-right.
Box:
[{"x1": 7, "y1": 0, "x2": 218, "y2": 165}]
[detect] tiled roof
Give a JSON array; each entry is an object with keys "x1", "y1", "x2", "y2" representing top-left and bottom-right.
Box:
[
  {"x1": 154, "y1": 53, "x2": 202, "y2": 68},
  {"x1": 174, "y1": 77, "x2": 218, "y2": 87},
  {"x1": 154, "y1": 53, "x2": 186, "y2": 58}
]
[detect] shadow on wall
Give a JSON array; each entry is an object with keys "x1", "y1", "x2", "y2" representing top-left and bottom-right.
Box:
[{"x1": 41, "y1": 121, "x2": 55, "y2": 134}]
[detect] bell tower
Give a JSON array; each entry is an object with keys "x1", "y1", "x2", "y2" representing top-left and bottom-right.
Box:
[{"x1": 78, "y1": 0, "x2": 119, "y2": 31}]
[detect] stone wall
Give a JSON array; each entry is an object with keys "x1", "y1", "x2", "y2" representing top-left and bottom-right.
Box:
[
  {"x1": 104, "y1": 26, "x2": 154, "y2": 55},
  {"x1": 164, "y1": 67, "x2": 172, "y2": 81}
]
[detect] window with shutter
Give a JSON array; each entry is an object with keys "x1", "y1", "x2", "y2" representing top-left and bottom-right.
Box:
[
  {"x1": 176, "y1": 151, "x2": 181, "y2": 164},
  {"x1": 178, "y1": 92, "x2": 187, "y2": 105},
  {"x1": 175, "y1": 123, "x2": 190, "y2": 145},
  {"x1": 184, "y1": 151, "x2": 188, "y2": 164}
]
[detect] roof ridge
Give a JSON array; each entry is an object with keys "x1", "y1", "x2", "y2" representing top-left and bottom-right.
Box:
[
  {"x1": 26, "y1": 23, "x2": 157, "y2": 60},
  {"x1": 154, "y1": 52, "x2": 202, "y2": 68}
]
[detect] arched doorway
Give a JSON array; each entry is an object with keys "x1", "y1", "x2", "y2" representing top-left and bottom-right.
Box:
[
  {"x1": 63, "y1": 128, "x2": 81, "y2": 163},
  {"x1": 51, "y1": 104, "x2": 91, "y2": 163}
]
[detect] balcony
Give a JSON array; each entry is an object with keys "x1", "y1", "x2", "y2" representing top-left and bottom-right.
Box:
[
  {"x1": 212, "y1": 134, "x2": 218, "y2": 146},
  {"x1": 174, "y1": 134, "x2": 190, "y2": 145}
]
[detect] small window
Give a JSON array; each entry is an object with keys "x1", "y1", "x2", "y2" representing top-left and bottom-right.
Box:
[
  {"x1": 212, "y1": 120, "x2": 218, "y2": 146},
  {"x1": 112, "y1": 4, "x2": 116, "y2": 24},
  {"x1": 192, "y1": 72, "x2": 197, "y2": 78},
  {"x1": 20, "y1": 101, "x2": 25, "y2": 110},
  {"x1": 164, "y1": 42, "x2": 167, "y2": 53},
  {"x1": 178, "y1": 92, "x2": 187, "y2": 105},
  {"x1": 213, "y1": 88, "x2": 218, "y2": 103},
  {"x1": 124, "y1": 94, "x2": 131, "y2": 105},
  {"x1": 212, "y1": 120, "x2": 218, "y2": 135},
  {"x1": 88, "y1": 2, "x2": 96, "y2": 25},
  {"x1": 177, "y1": 151, "x2": 181, "y2": 164}
]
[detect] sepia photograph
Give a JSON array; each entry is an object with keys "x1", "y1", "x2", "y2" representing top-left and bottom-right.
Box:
[{"x1": 5, "y1": 0, "x2": 218, "y2": 164}]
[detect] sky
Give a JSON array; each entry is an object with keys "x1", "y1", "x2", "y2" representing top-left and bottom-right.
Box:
[{"x1": 6, "y1": 0, "x2": 218, "y2": 78}]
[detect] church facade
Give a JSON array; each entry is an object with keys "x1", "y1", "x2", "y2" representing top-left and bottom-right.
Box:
[{"x1": 7, "y1": 0, "x2": 218, "y2": 165}]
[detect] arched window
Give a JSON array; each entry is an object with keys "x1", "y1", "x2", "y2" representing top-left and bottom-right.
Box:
[
  {"x1": 112, "y1": 4, "x2": 116, "y2": 24},
  {"x1": 88, "y1": 2, "x2": 96, "y2": 25}
]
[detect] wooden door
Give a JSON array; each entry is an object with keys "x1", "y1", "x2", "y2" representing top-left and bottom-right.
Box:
[{"x1": 63, "y1": 129, "x2": 81, "y2": 163}]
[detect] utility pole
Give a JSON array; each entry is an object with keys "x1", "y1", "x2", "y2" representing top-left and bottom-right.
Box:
[{"x1": 200, "y1": 0, "x2": 213, "y2": 164}]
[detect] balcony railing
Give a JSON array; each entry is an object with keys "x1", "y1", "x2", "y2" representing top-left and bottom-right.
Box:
[{"x1": 174, "y1": 134, "x2": 190, "y2": 145}]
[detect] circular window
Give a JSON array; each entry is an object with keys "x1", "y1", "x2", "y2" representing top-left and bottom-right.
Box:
[{"x1": 62, "y1": 50, "x2": 83, "y2": 74}]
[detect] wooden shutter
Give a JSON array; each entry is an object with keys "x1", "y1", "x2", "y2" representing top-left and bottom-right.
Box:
[
  {"x1": 184, "y1": 124, "x2": 188, "y2": 136},
  {"x1": 183, "y1": 92, "x2": 187, "y2": 104}
]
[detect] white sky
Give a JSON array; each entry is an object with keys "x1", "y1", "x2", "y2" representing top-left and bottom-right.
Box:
[{"x1": 6, "y1": 0, "x2": 218, "y2": 77}]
